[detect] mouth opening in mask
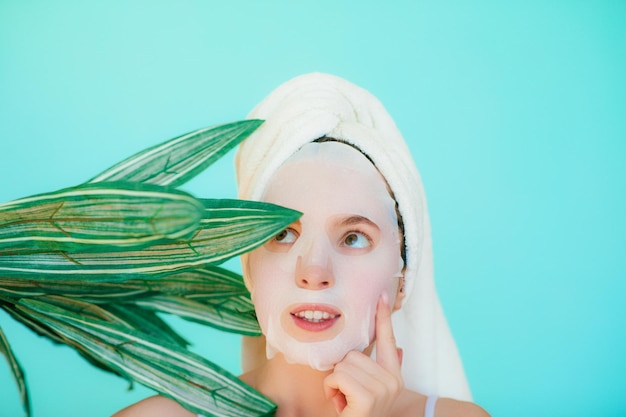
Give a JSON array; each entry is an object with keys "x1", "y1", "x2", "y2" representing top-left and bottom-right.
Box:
[{"x1": 283, "y1": 303, "x2": 345, "y2": 342}]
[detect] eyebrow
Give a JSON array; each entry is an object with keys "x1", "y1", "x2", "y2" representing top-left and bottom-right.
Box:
[{"x1": 340, "y1": 215, "x2": 380, "y2": 230}]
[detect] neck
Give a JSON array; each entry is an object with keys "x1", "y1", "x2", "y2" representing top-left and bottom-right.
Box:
[{"x1": 241, "y1": 353, "x2": 338, "y2": 417}]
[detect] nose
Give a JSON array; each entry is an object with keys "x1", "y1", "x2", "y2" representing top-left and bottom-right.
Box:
[
  {"x1": 295, "y1": 240, "x2": 334, "y2": 290},
  {"x1": 296, "y1": 261, "x2": 335, "y2": 289}
]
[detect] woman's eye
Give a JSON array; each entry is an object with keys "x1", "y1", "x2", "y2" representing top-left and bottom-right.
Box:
[
  {"x1": 342, "y1": 232, "x2": 371, "y2": 249},
  {"x1": 274, "y1": 228, "x2": 298, "y2": 244}
]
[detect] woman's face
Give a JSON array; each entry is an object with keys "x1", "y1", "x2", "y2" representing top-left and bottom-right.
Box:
[{"x1": 247, "y1": 142, "x2": 404, "y2": 370}]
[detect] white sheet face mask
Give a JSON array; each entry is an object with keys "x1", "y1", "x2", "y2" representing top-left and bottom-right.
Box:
[{"x1": 247, "y1": 142, "x2": 404, "y2": 370}]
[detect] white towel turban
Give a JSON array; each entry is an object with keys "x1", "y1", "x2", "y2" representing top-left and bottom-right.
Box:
[{"x1": 235, "y1": 73, "x2": 472, "y2": 401}]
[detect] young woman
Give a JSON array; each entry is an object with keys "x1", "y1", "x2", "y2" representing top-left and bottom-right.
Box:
[{"x1": 113, "y1": 73, "x2": 489, "y2": 417}]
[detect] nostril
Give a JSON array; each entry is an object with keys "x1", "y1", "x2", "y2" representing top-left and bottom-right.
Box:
[{"x1": 296, "y1": 267, "x2": 334, "y2": 289}]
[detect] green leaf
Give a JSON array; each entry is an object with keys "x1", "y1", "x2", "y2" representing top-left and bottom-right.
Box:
[
  {"x1": 134, "y1": 266, "x2": 260, "y2": 336},
  {"x1": 0, "y1": 182, "x2": 204, "y2": 255},
  {"x1": 0, "y1": 200, "x2": 299, "y2": 281},
  {"x1": 135, "y1": 294, "x2": 259, "y2": 336},
  {"x1": 0, "y1": 118, "x2": 288, "y2": 416},
  {"x1": 1, "y1": 303, "x2": 66, "y2": 346},
  {"x1": 2, "y1": 301, "x2": 126, "y2": 379},
  {"x1": 188, "y1": 199, "x2": 300, "y2": 266},
  {"x1": 0, "y1": 264, "x2": 244, "y2": 301},
  {"x1": 0, "y1": 324, "x2": 31, "y2": 417},
  {"x1": 37, "y1": 294, "x2": 131, "y2": 325},
  {"x1": 88, "y1": 120, "x2": 264, "y2": 187},
  {"x1": 17, "y1": 298, "x2": 276, "y2": 417},
  {"x1": 0, "y1": 264, "x2": 259, "y2": 336},
  {"x1": 104, "y1": 303, "x2": 190, "y2": 348},
  {"x1": 4, "y1": 295, "x2": 187, "y2": 380},
  {"x1": 175, "y1": 265, "x2": 250, "y2": 301},
  {"x1": 0, "y1": 277, "x2": 154, "y2": 301}
]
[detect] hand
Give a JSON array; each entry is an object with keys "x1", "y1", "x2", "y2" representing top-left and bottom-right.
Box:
[{"x1": 323, "y1": 293, "x2": 404, "y2": 416}]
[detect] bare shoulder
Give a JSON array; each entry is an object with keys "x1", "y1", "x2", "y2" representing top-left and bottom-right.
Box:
[
  {"x1": 111, "y1": 395, "x2": 196, "y2": 417},
  {"x1": 436, "y1": 397, "x2": 491, "y2": 417}
]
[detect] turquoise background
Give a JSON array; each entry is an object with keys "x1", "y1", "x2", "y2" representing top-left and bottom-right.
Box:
[{"x1": 1, "y1": 1, "x2": 625, "y2": 416}]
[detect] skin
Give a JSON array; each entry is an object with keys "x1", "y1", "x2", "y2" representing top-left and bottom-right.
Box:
[
  {"x1": 113, "y1": 144, "x2": 490, "y2": 417},
  {"x1": 113, "y1": 298, "x2": 489, "y2": 417}
]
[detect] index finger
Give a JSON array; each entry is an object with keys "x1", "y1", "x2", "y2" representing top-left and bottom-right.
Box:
[{"x1": 375, "y1": 292, "x2": 401, "y2": 373}]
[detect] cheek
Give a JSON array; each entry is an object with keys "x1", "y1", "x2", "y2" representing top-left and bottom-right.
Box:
[
  {"x1": 340, "y1": 269, "x2": 390, "y2": 300},
  {"x1": 336, "y1": 249, "x2": 402, "y2": 308},
  {"x1": 334, "y1": 253, "x2": 400, "y2": 346},
  {"x1": 247, "y1": 249, "x2": 281, "y2": 323}
]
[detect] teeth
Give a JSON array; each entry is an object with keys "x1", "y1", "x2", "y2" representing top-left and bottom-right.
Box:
[{"x1": 293, "y1": 310, "x2": 338, "y2": 322}]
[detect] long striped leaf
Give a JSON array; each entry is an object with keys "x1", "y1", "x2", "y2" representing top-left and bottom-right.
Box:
[
  {"x1": 0, "y1": 265, "x2": 244, "y2": 301},
  {"x1": 135, "y1": 294, "x2": 259, "y2": 336},
  {"x1": 104, "y1": 303, "x2": 190, "y2": 348},
  {"x1": 0, "y1": 277, "x2": 155, "y2": 300},
  {"x1": 10, "y1": 294, "x2": 189, "y2": 350},
  {"x1": 0, "y1": 265, "x2": 259, "y2": 336},
  {"x1": 0, "y1": 200, "x2": 299, "y2": 281},
  {"x1": 1, "y1": 303, "x2": 66, "y2": 346},
  {"x1": 178, "y1": 265, "x2": 249, "y2": 301},
  {"x1": 0, "y1": 182, "x2": 204, "y2": 255},
  {"x1": 17, "y1": 298, "x2": 276, "y2": 417},
  {"x1": 134, "y1": 265, "x2": 251, "y2": 302},
  {"x1": 3, "y1": 296, "x2": 182, "y2": 379},
  {"x1": 38, "y1": 294, "x2": 131, "y2": 325},
  {"x1": 88, "y1": 120, "x2": 263, "y2": 187},
  {"x1": 1, "y1": 301, "x2": 126, "y2": 379},
  {"x1": 0, "y1": 324, "x2": 31, "y2": 417},
  {"x1": 136, "y1": 267, "x2": 259, "y2": 335}
]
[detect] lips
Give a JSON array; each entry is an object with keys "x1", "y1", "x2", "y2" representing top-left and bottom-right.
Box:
[{"x1": 290, "y1": 304, "x2": 341, "y2": 332}]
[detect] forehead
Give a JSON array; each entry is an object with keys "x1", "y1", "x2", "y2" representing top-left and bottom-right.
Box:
[{"x1": 261, "y1": 142, "x2": 396, "y2": 222}]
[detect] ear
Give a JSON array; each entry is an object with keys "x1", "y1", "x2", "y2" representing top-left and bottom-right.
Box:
[{"x1": 393, "y1": 276, "x2": 406, "y2": 312}]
